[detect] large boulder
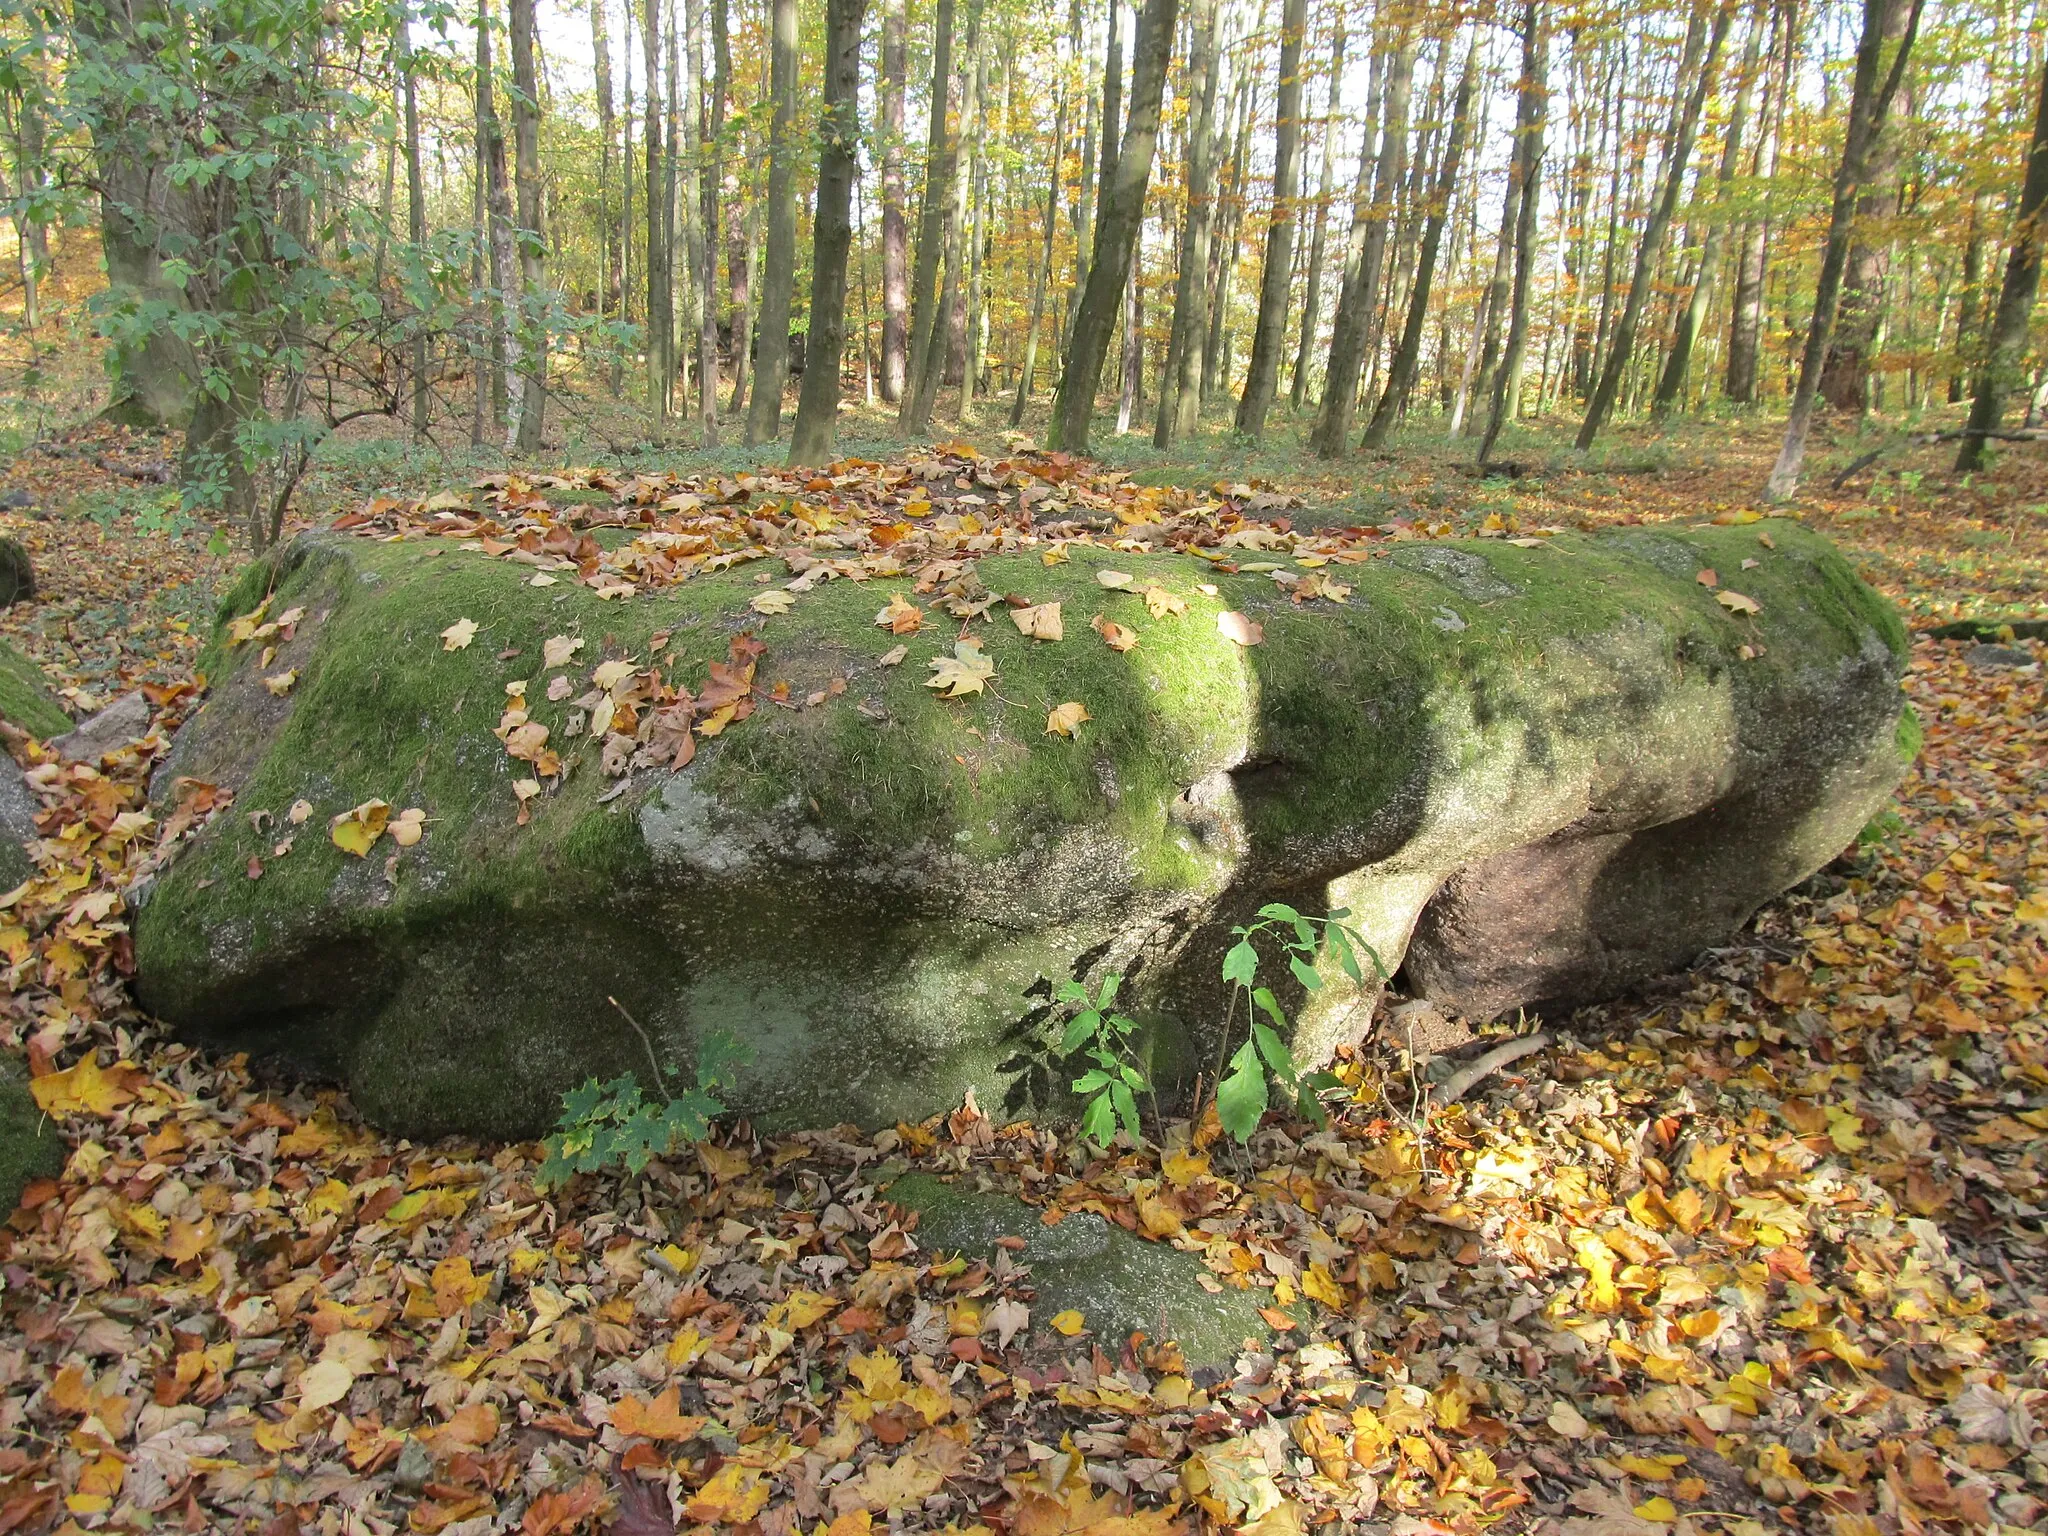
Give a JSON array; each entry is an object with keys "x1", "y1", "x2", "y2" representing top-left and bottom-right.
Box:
[
  {"x1": 0, "y1": 638, "x2": 69, "y2": 889},
  {"x1": 133, "y1": 518, "x2": 1908, "y2": 1138}
]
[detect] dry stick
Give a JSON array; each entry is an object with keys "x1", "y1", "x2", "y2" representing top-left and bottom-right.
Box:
[
  {"x1": 1430, "y1": 1032, "x2": 1552, "y2": 1108},
  {"x1": 609, "y1": 994, "x2": 669, "y2": 1087}
]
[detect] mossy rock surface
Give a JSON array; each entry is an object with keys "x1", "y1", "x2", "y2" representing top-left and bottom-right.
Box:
[
  {"x1": 0, "y1": 1056, "x2": 63, "y2": 1215},
  {"x1": 887, "y1": 1171, "x2": 1268, "y2": 1371},
  {"x1": 0, "y1": 637, "x2": 68, "y2": 740},
  {"x1": 133, "y1": 520, "x2": 1906, "y2": 1138}
]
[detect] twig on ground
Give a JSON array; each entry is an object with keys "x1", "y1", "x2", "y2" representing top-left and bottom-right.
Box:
[{"x1": 1431, "y1": 1032, "x2": 1552, "y2": 1108}]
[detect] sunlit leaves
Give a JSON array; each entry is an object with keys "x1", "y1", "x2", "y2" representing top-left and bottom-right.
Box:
[{"x1": 925, "y1": 641, "x2": 995, "y2": 698}]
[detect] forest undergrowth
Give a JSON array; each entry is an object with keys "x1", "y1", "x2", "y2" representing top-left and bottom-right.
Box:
[{"x1": 0, "y1": 411, "x2": 2043, "y2": 1536}]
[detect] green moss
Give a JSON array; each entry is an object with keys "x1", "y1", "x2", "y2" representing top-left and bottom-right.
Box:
[
  {"x1": 1895, "y1": 702, "x2": 1923, "y2": 764},
  {"x1": 886, "y1": 1171, "x2": 1269, "y2": 1368},
  {"x1": 0, "y1": 638, "x2": 69, "y2": 739},
  {"x1": 0, "y1": 1056, "x2": 63, "y2": 1214}
]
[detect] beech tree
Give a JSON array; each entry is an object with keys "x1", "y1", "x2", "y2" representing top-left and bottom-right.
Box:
[{"x1": 790, "y1": 0, "x2": 869, "y2": 464}]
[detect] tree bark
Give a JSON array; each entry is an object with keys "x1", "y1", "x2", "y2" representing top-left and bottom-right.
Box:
[
  {"x1": 1235, "y1": 0, "x2": 1309, "y2": 438},
  {"x1": 641, "y1": 0, "x2": 670, "y2": 432},
  {"x1": 908, "y1": 0, "x2": 983, "y2": 430},
  {"x1": 1013, "y1": 78, "x2": 1069, "y2": 426},
  {"x1": 1576, "y1": 0, "x2": 1731, "y2": 451},
  {"x1": 899, "y1": 0, "x2": 957, "y2": 433},
  {"x1": 1957, "y1": 52, "x2": 2048, "y2": 472},
  {"x1": 746, "y1": 0, "x2": 800, "y2": 444},
  {"x1": 880, "y1": 0, "x2": 910, "y2": 401},
  {"x1": 1288, "y1": 19, "x2": 1346, "y2": 412},
  {"x1": 1313, "y1": 34, "x2": 1412, "y2": 457},
  {"x1": 1819, "y1": 0, "x2": 1911, "y2": 414},
  {"x1": 1049, "y1": 0, "x2": 1179, "y2": 451},
  {"x1": 1479, "y1": 2, "x2": 1547, "y2": 467},
  {"x1": 1156, "y1": 0, "x2": 1221, "y2": 445},
  {"x1": 504, "y1": 0, "x2": 546, "y2": 452},
  {"x1": 1363, "y1": 41, "x2": 1477, "y2": 447},
  {"x1": 1725, "y1": 0, "x2": 1788, "y2": 403},
  {"x1": 1766, "y1": 0, "x2": 1925, "y2": 499},
  {"x1": 395, "y1": 3, "x2": 429, "y2": 440},
  {"x1": 694, "y1": 0, "x2": 725, "y2": 444},
  {"x1": 791, "y1": 0, "x2": 869, "y2": 464}
]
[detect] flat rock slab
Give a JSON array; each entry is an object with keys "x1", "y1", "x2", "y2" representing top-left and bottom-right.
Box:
[
  {"x1": 133, "y1": 518, "x2": 1909, "y2": 1138},
  {"x1": 887, "y1": 1172, "x2": 1268, "y2": 1371}
]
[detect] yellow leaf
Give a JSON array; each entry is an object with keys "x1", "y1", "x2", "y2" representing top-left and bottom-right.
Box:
[
  {"x1": 683, "y1": 1460, "x2": 768, "y2": 1524},
  {"x1": 1096, "y1": 569, "x2": 1135, "y2": 590},
  {"x1": 1301, "y1": 1262, "x2": 1346, "y2": 1309},
  {"x1": 440, "y1": 617, "x2": 478, "y2": 650},
  {"x1": 926, "y1": 641, "x2": 995, "y2": 698},
  {"x1": 750, "y1": 589, "x2": 795, "y2": 615},
  {"x1": 1715, "y1": 589, "x2": 1761, "y2": 616},
  {"x1": 1050, "y1": 1309, "x2": 1086, "y2": 1337},
  {"x1": 1141, "y1": 585, "x2": 1188, "y2": 618},
  {"x1": 611, "y1": 1386, "x2": 706, "y2": 1441},
  {"x1": 330, "y1": 799, "x2": 391, "y2": 857},
  {"x1": 1046, "y1": 702, "x2": 1090, "y2": 738},
  {"x1": 542, "y1": 634, "x2": 584, "y2": 669},
  {"x1": 297, "y1": 1357, "x2": 355, "y2": 1411},
  {"x1": 30, "y1": 1054, "x2": 145, "y2": 1117},
  {"x1": 264, "y1": 669, "x2": 298, "y2": 696},
  {"x1": 1634, "y1": 1496, "x2": 1678, "y2": 1522},
  {"x1": 1547, "y1": 1399, "x2": 1590, "y2": 1439},
  {"x1": 1011, "y1": 602, "x2": 1064, "y2": 640}
]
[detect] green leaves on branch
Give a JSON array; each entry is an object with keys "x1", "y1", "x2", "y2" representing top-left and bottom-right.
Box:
[
  {"x1": 1054, "y1": 973, "x2": 1151, "y2": 1150},
  {"x1": 535, "y1": 1027, "x2": 750, "y2": 1191},
  {"x1": 1214, "y1": 904, "x2": 1385, "y2": 1144}
]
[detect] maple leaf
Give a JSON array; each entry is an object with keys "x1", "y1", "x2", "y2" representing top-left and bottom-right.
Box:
[
  {"x1": 30, "y1": 1053, "x2": 146, "y2": 1116},
  {"x1": 1046, "y1": 702, "x2": 1089, "y2": 738},
  {"x1": 542, "y1": 634, "x2": 584, "y2": 669},
  {"x1": 264, "y1": 669, "x2": 297, "y2": 696},
  {"x1": 925, "y1": 641, "x2": 994, "y2": 698},
  {"x1": 1217, "y1": 611, "x2": 1264, "y2": 646},
  {"x1": 610, "y1": 1387, "x2": 705, "y2": 1442},
  {"x1": 440, "y1": 617, "x2": 478, "y2": 650},
  {"x1": 985, "y1": 1297, "x2": 1029, "y2": 1349},
  {"x1": 1011, "y1": 601, "x2": 1063, "y2": 640},
  {"x1": 1141, "y1": 585, "x2": 1188, "y2": 618},
  {"x1": 750, "y1": 589, "x2": 795, "y2": 615},
  {"x1": 875, "y1": 594, "x2": 924, "y2": 635},
  {"x1": 1716, "y1": 589, "x2": 1761, "y2": 615}
]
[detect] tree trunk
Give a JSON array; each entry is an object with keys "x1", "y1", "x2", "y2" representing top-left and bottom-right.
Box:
[
  {"x1": 880, "y1": 0, "x2": 910, "y2": 401},
  {"x1": 899, "y1": 0, "x2": 956, "y2": 433},
  {"x1": 1313, "y1": 35, "x2": 1413, "y2": 457},
  {"x1": 1725, "y1": 0, "x2": 1787, "y2": 404},
  {"x1": 1957, "y1": 53, "x2": 2048, "y2": 472},
  {"x1": 1013, "y1": 79, "x2": 1069, "y2": 427},
  {"x1": 593, "y1": 0, "x2": 620, "y2": 389},
  {"x1": 1766, "y1": 0, "x2": 1925, "y2": 499},
  {"x1": 791, "y1": 0, "x2": 869, "y2": 464},
  {"x1": 695, "y1": 0, "x2": 725, "y2": 444},
  {"x1": 1576, "y1": 0, "x2": 1731, "y2": 451},
  {"x1": 1288, "y1": 19, "x2": 1346, "y2": 412},
  {"x1": 746, "y1": 0, "x2": 800, "y2": 444},
  {"x1": 1235, "y1": 0, "x2": 1309, "y2": 438},
  {"x1": 1202, "y1": 69, "x2": 1254, "y2": 407},
  {"x1": 1951, "y1": 189, "x2": 1993, "y2": 403},
  {"x1": 1653, "y1": 11, "x2": 1761, "y2": 416},
  {"x1": 1479, "y1": 2, "x2": 1547, "y2": 467},
  {"x1": 1819, "y1": 0, "x2": 1911, "y2": 415},
  {"x1": 504, "y1": 0, "x2": 546, "y2": 452},
  {"x1": 395, "y1": 3, "x2": 429, "y2": 440},
  {"x1": 909, "y1": 0, "x2": 983, "y2": 430},
  {"x1": 1156, "y1": 0, "x2": 1221, "y2": 445},
  {"x1": 1363, "y1": 41, "x2": 1477, "y2": 448},
  {"x1": 1049, "y1": 0, "x2": 1179, "y2": 451},
  {"x1": 641, "y1": 0, "x2": 670, "y2": 432}
]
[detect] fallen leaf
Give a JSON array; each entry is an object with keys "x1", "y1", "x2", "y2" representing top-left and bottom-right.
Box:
[
  {"x1": 926, "y1": 641, "x2": 995, "y2": 698},
  {"x1": 264, "y1": 669, "x2": 298, "y2": 696},
  {"x1": 1046, "y1": 702, "x2": 1089, "y2": 738},
  {"x1": 875, "y1": 595, "x2": 924, "y2": 635},
  {"x1": 440, "y1": 618, "x2": 478, "y2": 650},
  {"x1": 330, "y1": 799, "x2": 392, "y2": 857},
  {"x1": 1050, "y1": 1309, "x2": 1086, "y2": 1336},
  {"x1": 296, "y1": 1357, "x2": 354, "y2": 1411},
  {"x1": 1091, "y1": 614, "x2": 1139, "y2": 652},
  {"x1": 389, "y1": 808, "x2": 426, "y2": 847},
  {"x1": 1217, "y1": 611, "x2": 1264, "y2": 646},
  {"x1": 542, "y1": 634, "x2": 584, "y2": 669},
  {"x1": 1142, "y1": 585, "x2": 1188, "y2": 618},
  {"x1": 1011, "y1": 601, "x2": 1064, "y2": 640},
  {"x1": 878, "y1": 644, "x2": 908, "y2": 666},
  {"x1": 751, "y1": 589, "x2": 795, "y2": 615},
  {"x1": 1716, "y1": 589, "x2": 1762, "y2": 615}
]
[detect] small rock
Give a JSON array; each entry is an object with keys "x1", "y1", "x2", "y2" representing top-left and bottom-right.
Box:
[
  {"x1": 0, "y1": 754, "x2": 37, "y2": 889},
  {"x1": 0, "y1": 537, "x2": 33, "y2": 608},
  {"x1": 391, "y1": 1437, "x2": 433, "y2": 1495},
  {"x1": 1962, "y1": 643, "x2": 2033, "y2": 670},
  {"x1": 51, "y1": 690, "x2": 152, "y2": 761}
]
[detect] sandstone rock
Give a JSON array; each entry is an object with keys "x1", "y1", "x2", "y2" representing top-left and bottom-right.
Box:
[{"x1": 133, "y1": 520, "x2": 1908, "y2": 1137}]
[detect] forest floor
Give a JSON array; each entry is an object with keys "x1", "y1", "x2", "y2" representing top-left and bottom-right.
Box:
[{"x1": 0, "y1": 340, "x2": 2045, "y2": 1536}]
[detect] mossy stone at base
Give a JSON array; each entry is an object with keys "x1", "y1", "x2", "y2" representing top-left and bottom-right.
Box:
[
  {"x1": 887, "y1": 1171, "x2": 1268, "y2": 1372},
  {"x1": 135, "y1": 520, "x2": 1909, "y2": 1138},
  {"x1": 0, "y1": 637, "x2": 68, "y2": 740},
  {"x1": 0, "y1": 1057, "x2": 63, "y2": 1216}
]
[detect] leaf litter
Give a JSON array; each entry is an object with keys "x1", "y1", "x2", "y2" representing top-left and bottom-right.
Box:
[{"x1": 0, "y1": 441, "x2": 2043, "y2": 1536}]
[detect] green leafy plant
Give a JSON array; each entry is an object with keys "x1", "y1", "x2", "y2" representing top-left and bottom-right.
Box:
[
  {"x1": 1055, "y1": 972, "x2": 1150, "y2": 1148},
  {"x1": 535, "y1": 1019, "x2": 749, "y2": 1191},
  {"x1": 1214, "y1": 904, "x2": 1386, "y2": 1143}
]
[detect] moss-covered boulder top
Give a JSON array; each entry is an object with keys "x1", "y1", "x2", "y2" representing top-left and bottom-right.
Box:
[{"x1": 133, "y1": 449, "x2": 1908, "y2": 1138}]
